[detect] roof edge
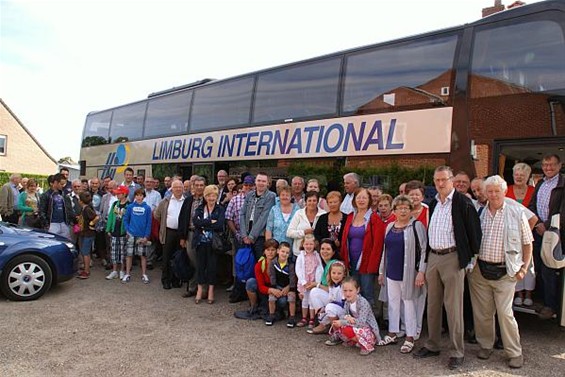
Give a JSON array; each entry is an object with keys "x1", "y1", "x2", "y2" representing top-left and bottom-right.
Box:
[{"x1": 0, "y1": 98, "x2": 58, "y2": 165}]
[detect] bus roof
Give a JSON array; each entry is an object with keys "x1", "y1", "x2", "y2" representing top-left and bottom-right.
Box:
[{"x1": 85, "y1": 0, "x2": 564, "y2": 116}]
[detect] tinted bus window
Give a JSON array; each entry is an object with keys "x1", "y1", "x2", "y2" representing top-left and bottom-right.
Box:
[
  {"x1": 471, "y1": 18, "x2": 565, "y2": 97},
  {"x1": 109, "y1": 102, "x2": 147, "y2": 143},
  {"x1": 145, "y1": 90, "x2": 192, "y2": 138},
  {"x1": 190, "y1": 77, "x2": 254, "y2": 132},
  {"x1": 82, "y1": 110, "x2": 111, "y2": 147},
  {"x1": 342, "y1": 34, "x2": 458, "y2": 115},
  {"x1": 253, "y1": 58, "x2": 341, "y2": 123}
]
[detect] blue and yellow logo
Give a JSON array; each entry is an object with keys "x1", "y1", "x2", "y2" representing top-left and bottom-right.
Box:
[{"x1": 101, "y1": 144, "x2": 130, "y2": 179}]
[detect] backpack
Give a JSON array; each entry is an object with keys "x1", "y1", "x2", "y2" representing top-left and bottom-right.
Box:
[
  {"x1": 171, "y1": 249, "x2": 194, "y2": 282},
  {"x1": 235, "y1": 246, "x2": 255, "y2": 283},
  {"x1": 541, "y1": 214, "x2": 565, "y2": 269}
]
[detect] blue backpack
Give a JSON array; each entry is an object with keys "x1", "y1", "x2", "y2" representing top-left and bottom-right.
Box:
[{"x1": 235, "y1": 246, "x2": 255, "y2": 283}]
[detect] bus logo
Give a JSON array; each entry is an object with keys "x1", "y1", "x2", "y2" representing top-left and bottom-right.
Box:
[{"x1": 100, "y1": 144, "x2": 130, "y2": 179}]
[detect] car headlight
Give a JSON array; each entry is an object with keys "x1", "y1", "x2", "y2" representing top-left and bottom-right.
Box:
[{"x1": 64, "y1": 242, "x2": 77, "y2": 254}]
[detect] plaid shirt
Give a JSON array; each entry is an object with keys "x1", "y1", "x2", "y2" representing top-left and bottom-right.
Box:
[
  {"x1": 226, "y1": 193, "x2": 245, "y2": 239},
  {"x1": 536, "y1": 174, "x2": 559, "y2": 222},
  {"x1": 480, "y1": 203, "x2": 533, "y2": 263},
  {"x1": 428, "y1": 189, "x2": 456, "y2": 250}
]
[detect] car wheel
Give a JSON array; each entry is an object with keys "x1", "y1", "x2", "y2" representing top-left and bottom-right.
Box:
[{"x1": 0, "y1": 254, "x2": 53, "y2": 301}]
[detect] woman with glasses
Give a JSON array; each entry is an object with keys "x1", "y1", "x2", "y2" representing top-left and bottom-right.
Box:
[{"x1": 377, "y1": 195, "x2": 427, "y2": 353}]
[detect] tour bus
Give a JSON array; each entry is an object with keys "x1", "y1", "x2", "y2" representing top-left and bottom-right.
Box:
[
  {"x1": 81, "y1": 0, "x2": 565, "y2": 324},
  {"x1": 80, "y1": 0, "x2": 565, "y2": 187}
]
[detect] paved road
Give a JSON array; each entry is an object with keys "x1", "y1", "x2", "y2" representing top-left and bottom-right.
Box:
[{"x1": 0, "y1": 266, "x2": 564, "y2": 377}]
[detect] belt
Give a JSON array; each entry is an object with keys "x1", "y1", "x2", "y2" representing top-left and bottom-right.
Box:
[
  {"x1": 166, "y1": 227, "x2": 178, "y2": 232},
  {"x1": 430, "y1": 247, "x2": 456, "y2": 255}
]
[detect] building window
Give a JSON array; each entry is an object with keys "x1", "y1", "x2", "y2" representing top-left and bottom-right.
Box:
[{"x1": 0, "y1": 135, "x2": 6, "y2": 155}]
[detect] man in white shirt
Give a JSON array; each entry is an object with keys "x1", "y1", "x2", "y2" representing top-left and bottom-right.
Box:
[
  {"x1": 154, "y1": 180, "x2": 185, "y2": 289},
  {"x1": 340, "y1": 172, "x2": 360, "y2": 215}
]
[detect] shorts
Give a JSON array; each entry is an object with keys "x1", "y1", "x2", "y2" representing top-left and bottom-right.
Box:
[
  {"x1": 79, "y1": 236, "x2": 95, "y2": 256},
  {"x1": 110, "y1": 236, "x2": 127, "y2": 264},
  {"x1": 268, "y1": 285, "x2": 296, "y2": 303},
  {"x1": 126, "y1": 236, "x2": 148, "y2": 257}
]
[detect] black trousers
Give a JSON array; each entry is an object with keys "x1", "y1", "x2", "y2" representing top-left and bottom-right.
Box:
[
  {"x1": 161, "y1": 228, "x2": 180, "y2": 284},
  {"x1": 196, "y1": 243, "x2": 218, "y2": 285}
]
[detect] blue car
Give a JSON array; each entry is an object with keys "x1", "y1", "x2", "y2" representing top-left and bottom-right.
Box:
[{"x1": 0, "y1": 222, "x2": 78, "y2": 301}]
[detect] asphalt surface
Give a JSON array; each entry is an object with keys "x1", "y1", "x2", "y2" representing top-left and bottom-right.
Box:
[{"x1": 0, "y1": 265, "x2": 564, "y2": 377}]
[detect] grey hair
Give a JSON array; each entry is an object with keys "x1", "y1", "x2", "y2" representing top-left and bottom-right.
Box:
[
  {"x1": 434, "y1": 165, "x2": 454, "y2": 178},
  {"x1": 483, "y1": 175, "x2": 508, "y2": 192},
  {"x1": 512, "y1": 163, "x2": 531, "y2": 177},
  {"x1": 343, "y1": 172, "x2": 360, "y2": 186}
]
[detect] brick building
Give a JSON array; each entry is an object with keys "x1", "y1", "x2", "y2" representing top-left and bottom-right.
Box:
[{"x1": 0, "y1": 98, "x2": 58, "y2": 175}]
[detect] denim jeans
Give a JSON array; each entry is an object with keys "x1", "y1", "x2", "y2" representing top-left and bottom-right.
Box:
[{"x1": 351, "y1": 270, "x2": 376, "y2": 306}]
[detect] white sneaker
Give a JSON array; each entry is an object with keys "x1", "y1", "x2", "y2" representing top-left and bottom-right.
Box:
[
  {"x1": 523, "y1": 298, "x2": 533, "y2": 307},
  {"x1": 119, "y1": 271, "x2": 125, "y2": 280},
  {"x1": 513, "y1": 297, "x2": 523, "y2": 306},
  {"x1": 121, "y1": 274, "x2": 131, "y2": 283},
  {"x1": 105, "y1": 271, "x2": 119, "y2": 280},
  {"x1": 141, "y1": 275, "x2": 150, "y2": 284}
]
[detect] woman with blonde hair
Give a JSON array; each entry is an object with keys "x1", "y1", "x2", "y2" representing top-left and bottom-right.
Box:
[
  {"x1": 506, "y1": 162, "x2": 535, "y2": 207},
  {"x1": 16, "y1": 178, "x2": 41, "y2": 228},
  {"x1": 192, "y1": 185, "x2": 226, "y2": 304}
]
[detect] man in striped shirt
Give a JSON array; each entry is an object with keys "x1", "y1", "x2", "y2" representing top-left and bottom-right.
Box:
[{"x1": 414, "y1": 166, "x2": 481, "y2": 370}]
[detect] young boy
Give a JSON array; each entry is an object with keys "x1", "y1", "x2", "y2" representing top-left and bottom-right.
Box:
[
  {"x1": 266, "y1": 241, "x2": 297, "y2": 327},
  {"x1": 77, "y1": 191, "x2": 99, "y2": 279},
  {"x1": 123, "y1": 188, "x2": 152, "y2": 283},
  {"x1": 105, "y1": 185, "x2": 129, "y2": 280}
]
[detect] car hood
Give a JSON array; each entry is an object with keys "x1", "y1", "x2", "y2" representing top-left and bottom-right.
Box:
[{"x1": 0, "y1": 222, "x2": 70, "y2": 243}]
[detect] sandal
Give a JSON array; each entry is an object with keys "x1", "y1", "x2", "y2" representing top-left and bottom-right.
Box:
[
  {"x1": 378, "y1": 335, "x2": 398, "y2": 346},
  {"x1": 400, "y1": 340, "x2": 414, "y2": 353},
  {"x1": 296, "y1": 318, "x2": 308, "y2": 327}
]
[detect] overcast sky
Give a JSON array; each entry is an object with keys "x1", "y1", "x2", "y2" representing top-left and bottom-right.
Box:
[{"x1": 0, "y1": 0, "x2": 542, "y2": 164}]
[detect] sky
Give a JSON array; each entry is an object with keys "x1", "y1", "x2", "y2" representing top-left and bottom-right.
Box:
[{"x1": 0, "y1": 0, "x2": 543, "y2": 163}]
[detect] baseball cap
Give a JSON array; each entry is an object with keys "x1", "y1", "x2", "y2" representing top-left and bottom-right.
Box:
[
  {"x1": 114, "y1": 185, "x2": 129, "y2": 195},
  {"x1": 243, "y1": 175, "x2": 255, "y2": 185}
]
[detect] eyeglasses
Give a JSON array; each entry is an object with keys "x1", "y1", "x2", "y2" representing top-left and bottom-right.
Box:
[{"x1": 394, "y1": 207, "x2": 411, "y2": 212}]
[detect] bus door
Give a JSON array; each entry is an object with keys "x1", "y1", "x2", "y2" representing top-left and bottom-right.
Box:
[{"x1": 494, "y1": 137, "x2": 565, "y2": 326}]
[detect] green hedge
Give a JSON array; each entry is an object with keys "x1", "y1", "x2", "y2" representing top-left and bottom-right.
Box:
[
  {"x1": 0, "y1": 172, "x2": 50, "y2": 190},
  {"x1": 288, "y1": 162, "x2": 435, "y2": 196}
]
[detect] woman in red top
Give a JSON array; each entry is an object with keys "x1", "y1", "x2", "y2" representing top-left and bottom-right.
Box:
[
  {"x1": 340, "y1": 188, "x2": 385, "y2": 306},
  {"x1": 375, "y1": 194, "x2": 396, "y2": 225},
  {"x1": 506, "y1": 162, "x2": 535, "y2": 207},
  {"x1": 405, "y1": 180, "x2": 429, "y2": 228},
  {"x1": 506, "y1": 162, "x2": 536, "y2": 307}
]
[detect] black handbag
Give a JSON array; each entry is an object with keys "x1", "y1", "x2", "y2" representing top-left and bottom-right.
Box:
[
  {"x1": 212, "y1": 232, "x2": 232, "y2": 255},
  {"x1": 478, "y1": 260, "x2": 507, "y2": 280}
]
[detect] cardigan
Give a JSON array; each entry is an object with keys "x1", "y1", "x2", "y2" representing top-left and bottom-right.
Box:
[
  {"x1": 286, "y1": 207, "x2": 326, "y2": 256},
  {"x1": 340, "y1": 211, "x2": 385, "y2": 274},
  {"x1": 427, "y1": 190, "x2": 482, "y2": 269},
  {"x1": 378, "y1": 219, "x2": 428, "y2": 302},
  {"x1": 341, "y1": 295, "x2": 382, "y2": 342},
  {"x1": 314, "y1": 211, "x2": 347, "y2": 247}
]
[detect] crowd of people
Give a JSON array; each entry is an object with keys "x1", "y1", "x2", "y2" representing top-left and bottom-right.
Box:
[{"x1": 0, "y1": 154, "x2": 563, "y2": 370}]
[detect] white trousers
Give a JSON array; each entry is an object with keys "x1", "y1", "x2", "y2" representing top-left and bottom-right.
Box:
[{"x1": 387, "y1": 278, "x2": 418, "y2": 337}]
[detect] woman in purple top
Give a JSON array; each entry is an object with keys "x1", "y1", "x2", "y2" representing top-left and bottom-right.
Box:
[{"x1": 378, "y1": 195, "x2": 427, "y2": 353}]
